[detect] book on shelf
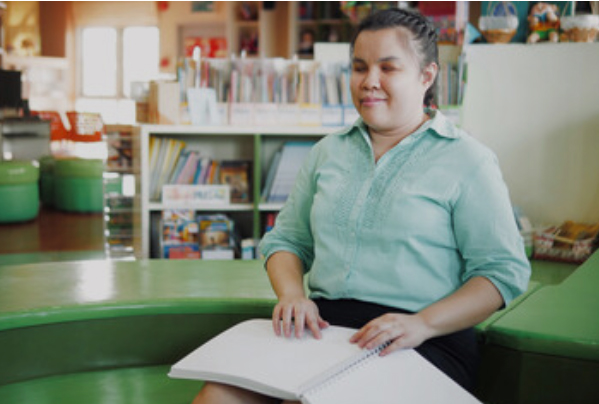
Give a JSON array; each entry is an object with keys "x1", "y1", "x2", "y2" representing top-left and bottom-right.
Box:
[
  {"x1": 169, "y1": 319, "x2": 480, "y2": 404},
  {"x1": 197, "y1": 214, "x2": 236, "y2": 260},
  {"x1": 174, "y1": 151, "x2": 201, "y2": 184},
  {"x1": 264, "y1": 141, "x2": 315, "y2": 203},
  {"x1": 164, "y1": 243, "x2": 201, "y2": 259},
  {"x1": 161, "y1": 209, "x2": 200, "y2": 259},
  {"x1": 150, "y1": 137, "x2": 255, "y2": 203},
  {"x1": 149, "y1": 137, "x2": 186, "y2": 201},
  {"x1": 260, "y1": 149, "x2": 282, "y2": 202},
  {"x1": 219, "y1": 160, "x2": 251, "y2": 203},
  {"x1": 264, "y1": 212, "x2": 278, "y2": 233},
  {"x1": 198, "y1": 214, "x2": 232, "y2": 249}
]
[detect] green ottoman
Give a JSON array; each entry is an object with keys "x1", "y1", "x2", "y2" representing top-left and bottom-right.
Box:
[
  {"x1": 0, "y1": 161, "x2": 40, "y2": 223},
  {"x1": 38, "y1": 155, "x2": 55, "y2": 207},
  {"x1": 53, "y1": 159, "x2": 104, "y2": 213}
]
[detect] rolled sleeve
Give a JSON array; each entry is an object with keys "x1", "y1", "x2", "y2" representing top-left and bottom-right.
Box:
[
  {"x1": 452, "y1": 154, "x2": 531, "y2": 306},
  {"x1": 258, "y1": 144, "x2": 320, "y2": 272}
]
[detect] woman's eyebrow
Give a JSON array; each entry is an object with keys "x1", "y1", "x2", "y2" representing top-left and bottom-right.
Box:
[
  {"x1": 351, "y1": 56, "x2": 401, "y2": 64},
  {"x1": 378, "y1": 56, "x2": 401, "y2": 63}
]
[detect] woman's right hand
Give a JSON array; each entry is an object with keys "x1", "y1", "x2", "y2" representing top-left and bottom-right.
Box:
[{"x1": 272, "y1": 296, "x2": 329, "y2": 340}]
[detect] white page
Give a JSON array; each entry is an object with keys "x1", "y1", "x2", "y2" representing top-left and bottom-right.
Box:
[
  {"x1": 302, "y1": 348, "x2": 481, "y2": 404},
  {"x1": 169, "y1": 319, "x2": 366, "y2": 401}
]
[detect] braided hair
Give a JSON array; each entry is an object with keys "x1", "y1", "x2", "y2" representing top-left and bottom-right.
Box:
[{"x1": 350, "y1": 8, "x2": 439, "y2": 107}]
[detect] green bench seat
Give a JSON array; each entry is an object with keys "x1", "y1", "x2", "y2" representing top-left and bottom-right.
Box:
[
  {"x1": 1, "y1": 254, "x2": 598, "y2": 404},
  {"x1": 475, "y1": 280, "x2": 543, "y2": 337},
  {"x1": 0, "y1": 259, "x2": 276, "y2": 403},
  {"x1": 0, "y1": 365, "x2": 203, "y2": 404},
  {"x1": 477, "y1": 252, "x2": 599, "y2": 404}
]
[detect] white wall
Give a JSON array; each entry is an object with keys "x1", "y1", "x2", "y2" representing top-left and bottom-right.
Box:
[{"x1": 462, "y1": 43, "x2": 599, "y2": 226}]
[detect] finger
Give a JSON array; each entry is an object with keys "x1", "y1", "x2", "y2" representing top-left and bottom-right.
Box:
[
  {"x1": 294, "y1": 310, "x2": 305, "y2": 338},
  {"x1": 349, "y1": 316, "x2": 384, "y2": 343},
  {"x1": 364, "y1": 329, "x2": 395, "y2": 350},
  {"x1": 380, "y1": 336, "x2": 408, "y2": 356},
  {"x1": 272, "y1": 305, "x2": 282, "y2": 336},
  {"x1": 306, "y1": 315, "x2": 322, "y2": 339},
  {"x1": 353, "y1": 324, "x2": 385, "y2": 348},
  {"x1": 317, "y1": 316, "x2": 329, "y2": 330},
  {"x1": 349, "y1": 325, "x2": 368, "y2": 343},
  {"x1": 282, "y1": 305, "x2": 293, "y2": 338}
]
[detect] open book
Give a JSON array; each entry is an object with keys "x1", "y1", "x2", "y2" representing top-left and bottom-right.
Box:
[
  {"x1": 169, "y1": 320, "x2": 480, "y2": 404},
  {"x1": 169, "y1": 319, "x2": 481, "y2": 404}
]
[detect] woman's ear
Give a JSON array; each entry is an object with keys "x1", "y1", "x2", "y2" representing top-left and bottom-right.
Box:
[{"x1": 422, "y1": 62, "x2": 438, "y2": 90}]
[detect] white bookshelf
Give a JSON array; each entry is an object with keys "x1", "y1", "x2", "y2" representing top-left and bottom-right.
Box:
[{"x1": 134, "y1": 124, "x2": 333, "y2": 258}]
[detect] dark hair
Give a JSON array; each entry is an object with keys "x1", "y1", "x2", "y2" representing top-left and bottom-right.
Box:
[{"x1": 350, "y1": 8, "x2": 439, "y2": 107}]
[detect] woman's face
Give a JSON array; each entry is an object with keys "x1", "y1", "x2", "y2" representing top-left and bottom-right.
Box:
[{"x1": 350, "y1": 28, "x2": 435, "y2": 134}]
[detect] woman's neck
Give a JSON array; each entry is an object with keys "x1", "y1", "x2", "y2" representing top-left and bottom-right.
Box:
[{"x1": 369, "y1": 112, "x2": 429, "y2": 162}]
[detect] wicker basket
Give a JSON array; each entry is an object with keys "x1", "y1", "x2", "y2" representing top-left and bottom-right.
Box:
[
  {"x1": 481, "y1": 28, "x2": 517, "y2": 43},
  {"x1": 561, "y1": 15, "x2": 599, "y2": 42},
  {"x1": 479, "y1": 2, "x2": 519, "y2": 44}
]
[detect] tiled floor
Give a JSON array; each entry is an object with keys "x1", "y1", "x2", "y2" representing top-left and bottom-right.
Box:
[{"x1": 0, "y1": 206, "x2": 106, "y2": 265}]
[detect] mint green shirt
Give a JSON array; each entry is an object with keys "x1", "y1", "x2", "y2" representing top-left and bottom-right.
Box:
[{"x1": 260, "y1": 110, "x2": 530, "y2": 312}]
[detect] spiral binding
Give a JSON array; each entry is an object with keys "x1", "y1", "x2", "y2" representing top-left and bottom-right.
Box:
[{"x1": 301, "y1": 341, "x2": 392, "y2": 400}]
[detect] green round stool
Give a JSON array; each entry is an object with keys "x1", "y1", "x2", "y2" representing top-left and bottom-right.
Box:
[
  {"x1": 53, "y1": 159, "x2": 104, "y2": 213},
  {"x1": 0, "y1": 161, "x2": 40, "y2": 223},
  {"x1": 39, "y1": 155, "x2": 55, "y2": 207}
]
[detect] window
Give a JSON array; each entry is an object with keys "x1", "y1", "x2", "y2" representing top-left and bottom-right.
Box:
[{"x1": 78, "y1": 26, "x2": 159, "y2": 124}]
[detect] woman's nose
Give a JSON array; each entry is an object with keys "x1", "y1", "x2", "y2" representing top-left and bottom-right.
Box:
[{"x1": 361, "y1": 69, "x2": 380, "y2": 90}]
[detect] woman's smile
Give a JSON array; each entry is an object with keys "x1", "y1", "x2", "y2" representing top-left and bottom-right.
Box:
[{"x1": 360, "y1": 96, "x2": 387, "y2": 107}]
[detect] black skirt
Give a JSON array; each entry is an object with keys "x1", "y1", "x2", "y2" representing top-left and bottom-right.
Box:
[{"x1": 313, "y1": 298, "x2": 480, "y2": 393}]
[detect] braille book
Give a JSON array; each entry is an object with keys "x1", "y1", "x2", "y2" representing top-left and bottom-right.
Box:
[{"x1": 169, "y1": 319, "x2": 481, "y2": 404}]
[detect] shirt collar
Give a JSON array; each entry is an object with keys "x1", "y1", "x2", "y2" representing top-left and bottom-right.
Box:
[{"x1": 341, "y1": 108, "x2": 460, "y2": 140}]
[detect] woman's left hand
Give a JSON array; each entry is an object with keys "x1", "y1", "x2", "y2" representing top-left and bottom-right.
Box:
[{"x1": 349, "y1": 313, "x2": 433, "y2": 356}]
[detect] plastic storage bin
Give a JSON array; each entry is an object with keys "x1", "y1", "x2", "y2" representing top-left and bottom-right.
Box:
[
  {"x1": 0, "y1": 161, "x2": 40, "y2": 223},
  {"x1": 53, "y1": 159, "x2": 104, "y2": 213}
]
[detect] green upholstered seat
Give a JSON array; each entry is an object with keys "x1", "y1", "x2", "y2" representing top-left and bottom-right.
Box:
[
  {"x1": 0, "y1": 365, "x2": 202, "y2": 404},
  {"x1": 53, "y1": 158, "x2": 104, "y2": 212},
  {"x1": 487, "y1": 252, "x2": 599, "y2": 360},
  {"x1": 2, "y1": 256, "x2": 599, "y2": 404},
  {"x1": 0, "y1": 260, "x2": 276, "y2": 386},
  {"x1": 474, "y1": 280, "x2": 543, "y2": 337},
  {"x1": 477, "y1": 251, "x2": 599, "y2": 404},
  {"x1": 0, "y1": 161, "x2": 40, "y2": 223}
]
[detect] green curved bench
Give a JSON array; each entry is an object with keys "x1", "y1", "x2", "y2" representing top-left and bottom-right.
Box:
[
  {"x1": 0, "y1": 259, "x2": 276, "y2": 404},
  {"x1": 1, "y1": 255, "x2": 597, "y2": 404},
  {"x1": 477, "y1": 251, "x2": 599, "y2": 404}
]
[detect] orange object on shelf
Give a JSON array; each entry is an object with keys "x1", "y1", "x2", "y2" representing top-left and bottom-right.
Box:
[
  {"x1": 66, "y1": 112, "x2": 105, "y2": 143},
  {"x1": 30, "y1": 111, "x2": 69, "y2": 142}
]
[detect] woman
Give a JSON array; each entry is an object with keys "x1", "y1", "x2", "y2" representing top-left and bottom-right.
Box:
[{"x1": 193, "y1": 8, "x2": 530, "y2": 404}]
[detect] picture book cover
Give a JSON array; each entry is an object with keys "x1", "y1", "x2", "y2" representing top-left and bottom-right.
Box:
[{"x1": 219, "y1": 160, "x2": 251, "y2": 203}]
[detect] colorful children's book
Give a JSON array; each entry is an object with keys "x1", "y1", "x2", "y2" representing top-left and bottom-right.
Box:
[
  {"x1": 197, "y1": 214, "x2": 232, "y2": 249},
  {"x1": 219, "y1": 160, "x2": 251, "y2": 203}
]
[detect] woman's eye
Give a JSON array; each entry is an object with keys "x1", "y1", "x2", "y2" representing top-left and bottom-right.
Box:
[{"x1": 352, "y1": 66, "x2": 366, "y2": 73}]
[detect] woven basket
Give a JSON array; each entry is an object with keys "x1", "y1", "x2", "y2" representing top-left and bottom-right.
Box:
[
  {"x1": 561, "y1": 15, "x2": 599, "y2": 42},
  {"x1": 482, "y1": 28, "x2": 517, "y2": 43},
  {"x1": 479, "y1": 2, "x2": 519, "y2": 44},
  {"x1": 564, "y1": 27, "x2": 599, "y2": 42}
]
